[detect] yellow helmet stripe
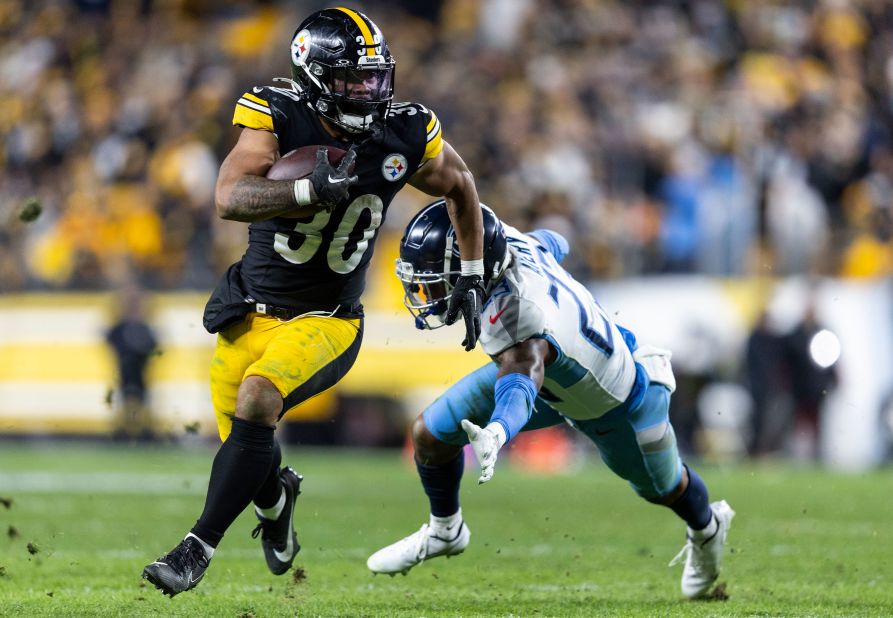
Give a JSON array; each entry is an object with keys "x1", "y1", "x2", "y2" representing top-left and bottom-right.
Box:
[{"x1": 335, "y1": 7, "x2": 375, "y2": 56}]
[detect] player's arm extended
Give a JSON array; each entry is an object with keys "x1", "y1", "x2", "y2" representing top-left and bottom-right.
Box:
[
  {"x1": 461, "y1": 338, "x2": 556, "y2": 483},
  {"x1": 410, "y1": 140, "x2": 486, "y2": 349},
  {"x1": 408, "y1": 140, "x2": 483, "y2": 262},
  {"x1": 215, "y1": 129, "x2": 354, "y2": 221}
]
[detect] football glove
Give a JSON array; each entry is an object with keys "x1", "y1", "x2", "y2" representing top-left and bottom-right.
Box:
[
  {"x1": 309, "y1": 146, "x2": 358, "y2": 210},
  {"x1": 445, "y1": 274, "x2": 485, "y2": 351},
  {"x1": 460, "y1": 419, "x2": 505, "y2": 484}
]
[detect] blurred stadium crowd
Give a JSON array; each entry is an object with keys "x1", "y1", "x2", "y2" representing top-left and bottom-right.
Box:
[{"x1": 2, "y1": 0, "x2": 893, "y2": 291}]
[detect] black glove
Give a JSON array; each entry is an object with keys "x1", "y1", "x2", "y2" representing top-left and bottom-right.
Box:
[
  {"x1": 445, "y1": 274, "x2": 485, "y2": 351},
  {"x1": 309, "y1": 147, "x2": 358, "y2": 209}
]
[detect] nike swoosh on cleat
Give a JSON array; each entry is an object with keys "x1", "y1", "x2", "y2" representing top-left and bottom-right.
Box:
[
  {"x1": 273, "y1": 531, "x2": 294, "y2": 563},
  {"x1": 328, "y1": 175, "x2": 347, "y2": 184}
]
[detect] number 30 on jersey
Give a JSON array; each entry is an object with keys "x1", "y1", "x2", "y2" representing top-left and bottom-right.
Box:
[{"x1": 273, "y1": 194, "x2": 384, "y2": 274}]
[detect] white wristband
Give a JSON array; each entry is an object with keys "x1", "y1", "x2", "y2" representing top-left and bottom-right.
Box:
[
  {"x1": 461, "y1": 258, "x2": 484, "y2": 276},
  {"x1": 293, "y1": 178, "x2": 312, "y2": 206}
]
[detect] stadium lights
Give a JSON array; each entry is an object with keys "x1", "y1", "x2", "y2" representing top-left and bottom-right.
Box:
[{"x1": 809, "y1": 329, "x2": 841, "y2": 368}]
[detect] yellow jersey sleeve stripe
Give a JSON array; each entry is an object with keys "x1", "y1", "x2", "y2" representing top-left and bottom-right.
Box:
[
  {"x1": 242, "y1": 92, "x2": 269, "y2": 107},
  {"x1": 426, "y1": 116, "x2": 441, "y2": 143},
  {"x1": 237, "y1": 97, "x2": 272, "y2": 115},
  {"x1": 233, "y1": 104, "x2": 274, "y2": 132},
  {"x1": 335, "y1": 7, "x2": 375, "y2": 56},
  {"x1": 423, "y1": 127, "x2": 443, "y2": 161}
]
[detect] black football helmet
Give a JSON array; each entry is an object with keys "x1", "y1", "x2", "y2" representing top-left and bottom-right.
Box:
[
  {"x1": 290, "y1": 8, "x2": 395, "y2": 134},
  {"x1": 396, "y1": 200, "x2": 509, "y2": 330}
]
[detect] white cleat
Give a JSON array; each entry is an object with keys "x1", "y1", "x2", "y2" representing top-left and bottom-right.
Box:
[
  {"x1": 367, "y1": 522, "x2": 471, "y2": 575},
  {"x1": 669, "y1": 500, "x2": 735, "y2": 599}
]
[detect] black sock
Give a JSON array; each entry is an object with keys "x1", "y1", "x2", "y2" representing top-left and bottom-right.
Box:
[
  {"x1": 253, "y1": 440, "x2": 283, "y2": 509},
  {"x1": 191, "y1": 417, "x2": 275, "y2": 546},
  {"x1": 416, "y1": 452, "x2": 464, "y2": 517},
  {"x1": 669, "y1": 464, "x2": 713, "y2": 531}
]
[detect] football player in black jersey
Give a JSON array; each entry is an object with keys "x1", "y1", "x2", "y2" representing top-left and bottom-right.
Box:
[{"x1": 143, "y1": 8, "x2": 486, "y2": 597}]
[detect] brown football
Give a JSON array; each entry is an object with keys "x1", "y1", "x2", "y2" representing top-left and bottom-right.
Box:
[{"x1": 265, "y1": 145, "x2": 354, "y2": 180}]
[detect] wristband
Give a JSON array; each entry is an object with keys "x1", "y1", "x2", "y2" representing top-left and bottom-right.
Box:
[
  {"x1": 461, "y1": 258, "x2": 484, "y2": 276},
  {"x1": 292, "y1": 178, "x2": 312, "y2": 206}
]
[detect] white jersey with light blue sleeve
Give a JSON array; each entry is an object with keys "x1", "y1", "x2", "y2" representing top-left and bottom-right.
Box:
[{"x1": 479, "y1": 225, "x2": 644, "y2": 421}]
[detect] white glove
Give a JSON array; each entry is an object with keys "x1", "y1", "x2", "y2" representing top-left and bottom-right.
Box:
[
  {"x1": 461, "y1": 419, "x2": 507, "y2": 484},
  {"x1": 633, "y1": 344, "x2": 676, "y2": 393}
]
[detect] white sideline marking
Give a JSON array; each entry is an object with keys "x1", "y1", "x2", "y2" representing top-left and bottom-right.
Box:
[
  {"x1": 0, "y1": 308, "x2": 107, "y2": 344},
  {"x1": 0, "y1": 382, "x2": 212, "y2": 420},
  {"x1": 0, "y1": 383, "x2": 116, "y2": 417}
]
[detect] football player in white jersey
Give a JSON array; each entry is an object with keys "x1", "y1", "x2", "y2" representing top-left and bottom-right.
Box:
[{"x1": 366, "y1": 201, "x2": 735, "y2": 599}]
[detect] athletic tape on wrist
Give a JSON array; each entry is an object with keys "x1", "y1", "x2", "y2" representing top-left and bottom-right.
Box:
[
  {"x1": 461, "y1": 259, "x2": 484, "y2": 276},
  {"x1": 293, "y1": 179, "x2": 312, "y2": 206}
]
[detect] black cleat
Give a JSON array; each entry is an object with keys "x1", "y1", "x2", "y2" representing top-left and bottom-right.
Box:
[
  {"x1": 142, "y1": 536, "x2": 210, "y2": 597},
  {"x1": 251, "y1": 466, "x2": 302, "y2": 575}
]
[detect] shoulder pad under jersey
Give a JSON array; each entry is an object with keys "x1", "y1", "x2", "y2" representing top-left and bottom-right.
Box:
[
  {"x1": 232, "y1": 86, "x2": 300, "y2": 137},
  {"x1": 388, "y1": 102, "x2": 444, "y2": 163}
]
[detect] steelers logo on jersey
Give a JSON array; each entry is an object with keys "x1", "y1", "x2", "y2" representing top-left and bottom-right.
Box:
[
  {"x1": 382, "y1": 153, "x2": 409, "y2": 181},
  {"x1": 291, "y1": 29, "x2": 312, "y2": 64}
]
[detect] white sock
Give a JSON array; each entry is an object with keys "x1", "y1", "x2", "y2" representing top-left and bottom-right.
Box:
[
  {"x1": 185, "y1": 533, "x2": 215, "y2": 559},
  {"x1": 256, "y1": 486, "x2": 286, "y2": 521},
  {"x1": 689, "y1": 513, "x2": 718, "y2": 541},
  {"x1": 429, "y1": 508, "x2": 463, "y2": 538}
]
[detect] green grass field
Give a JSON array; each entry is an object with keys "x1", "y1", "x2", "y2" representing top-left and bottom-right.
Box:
[{"x1": 0, "y1": 442, "x2": 891, "y2": 617}]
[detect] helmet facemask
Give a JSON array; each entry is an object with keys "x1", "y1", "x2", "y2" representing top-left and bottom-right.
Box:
[
  {"x1": 326, "y1": 60, "x2": 394, "y2": 132},
  {"x1": 395, "y1": 259, "x2": 459, "y2": 330},
  {"x1": 395, "y1": 248, "x2": 511, "y2": 332},
  {"x1": 396, "y1": 201, "x2": 510, "y2": 331}
]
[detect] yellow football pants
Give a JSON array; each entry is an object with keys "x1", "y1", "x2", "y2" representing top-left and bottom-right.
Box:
[{"x1": 210, "y1": 313, "x2": 363, "y2": 441}]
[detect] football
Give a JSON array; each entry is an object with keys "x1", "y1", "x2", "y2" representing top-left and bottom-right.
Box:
[{"x1": 266, "y1": 145, "x2": 354, "y2": 180}]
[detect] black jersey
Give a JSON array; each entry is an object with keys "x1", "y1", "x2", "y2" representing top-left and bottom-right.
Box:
[{"x1": 203, "y1": 85, "x2": 443, "y2": 333}]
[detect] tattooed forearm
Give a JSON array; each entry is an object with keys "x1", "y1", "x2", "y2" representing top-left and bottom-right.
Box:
[{"x1": 219, "y1": 175, "x2": 299, "y2": 222}]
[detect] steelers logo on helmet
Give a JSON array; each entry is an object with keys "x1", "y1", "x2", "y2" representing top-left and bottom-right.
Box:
[
  {"x1": 382, "y1": 153, "x2": 408, "y2": 181},
  {"x1": 291, "y1": 29, "x2": 312, "y2": 65}
]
